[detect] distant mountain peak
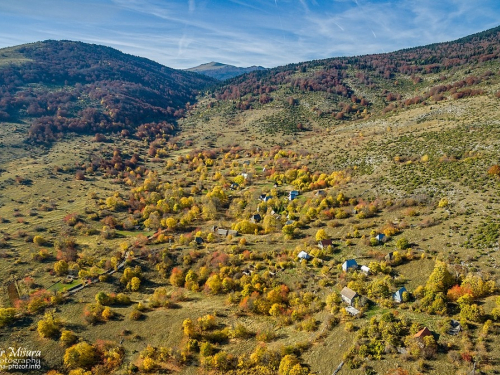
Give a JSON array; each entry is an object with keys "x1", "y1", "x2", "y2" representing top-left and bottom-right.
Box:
[{"x1": 186, "y1": 62, "x2": 266, "y2": 80}]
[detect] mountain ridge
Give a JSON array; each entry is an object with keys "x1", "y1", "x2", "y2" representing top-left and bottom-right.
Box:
[
  {"x1": 186, "y1": 61, "x2": 266, "y2": 80},
  {"x1": 207, "y1": 24, "x2": 500, "y2": 130}
]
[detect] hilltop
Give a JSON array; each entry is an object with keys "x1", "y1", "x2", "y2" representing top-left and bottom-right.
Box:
[{"x1": 186, "y1": 61, "x2": 266, "y2": 81}]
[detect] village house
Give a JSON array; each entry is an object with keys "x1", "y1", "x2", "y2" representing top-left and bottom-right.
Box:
[
  {"x1": 298, "y1": 251, "x2": 311, "y2": 260},
  {"x1": 259, "y1": 194, "x2": 272, "y2": 202},
  {"x1": 250, "y1": 214, "x2": 262, "y2": 223},
  {"x1": 414, "y1": 327, "x2": 432, "y2": 341},
  {"x1": 217, "y1": 228, "x2": 229, "y2": 236},
  {"x1": 318, "y1": 239, "x2": 333, "y2": 250},
  {"x1": 375, "y1": 233, "x2": 386, "y2": 243},
  {"x1": 288, "y1": 190, "x2": 299, "y2": 201},
  {"x1": 341, "y1": 286, "x2": 359, "y2": 306},
  {"x1": 385, "y1": 252, "x2": 394, "y2": 262},
  {"x1": 393, "y1": 286, "x2": 407, "y2": 303},
  {"x1": 342, "y1": 259, "x2": 358, "y2": 272},
  {"x1": 360, "y1": 265, "x2": 371, "y2": 275},
  {"x1": 448, "y1": 320, "x2": 461, "y2": 335}
]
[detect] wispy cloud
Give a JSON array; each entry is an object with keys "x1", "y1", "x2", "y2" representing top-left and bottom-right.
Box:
[{"x1": 0, "y1": 0, "x2": 499, "y2": 68}]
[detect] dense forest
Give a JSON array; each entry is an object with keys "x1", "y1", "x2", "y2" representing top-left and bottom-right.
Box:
[{"x1": 0, "y1": 41, "x2": 216, "y2": 142}]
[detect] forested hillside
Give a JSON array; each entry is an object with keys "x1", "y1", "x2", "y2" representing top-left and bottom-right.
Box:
[
  {"x1": 210, "y1": 25, "x2": 500, "y2": 131},
  {"x1": 0, "y1": 41, "x2": 216, "y2": 142}
]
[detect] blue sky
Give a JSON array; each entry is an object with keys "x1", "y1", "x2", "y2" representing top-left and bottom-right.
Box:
[{"x1": 1, "y1": 0, "x2": 499, "y2": 69}]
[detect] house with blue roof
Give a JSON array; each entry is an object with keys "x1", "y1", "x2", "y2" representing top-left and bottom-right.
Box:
[
  {"x1": 393, "y1": 287, "x2": 407, "y2": 303},
  {"x1": 259, "y1": 194, "x2": 272, "y2": 202},
  {"x1": 342, "y1": 259, "x2": 358, "y2": 272}
]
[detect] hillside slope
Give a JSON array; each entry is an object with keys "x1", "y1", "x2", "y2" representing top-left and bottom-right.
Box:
[
  {"x1": 0, "y1": 40, "x2": 216, "y2": 142},
  {"x1": 203, "y1": 25, "x2": 500, "y2": 134},
  {"x1": 186, "y1": 61, "x2": 266, "y2": 80}
]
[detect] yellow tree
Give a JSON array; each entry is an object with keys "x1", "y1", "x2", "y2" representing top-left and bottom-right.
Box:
[
  {"x1": 169, "y1": 268, "x2": 184, "y2": 287},
  {"x1": 37, "y1": 312, "x2": 61, "y2": 339},
  {"x1": 278, "y1": 355, "x2": 300, "y2": 375},
  {"x1": 129, "y1": 277, "x2": 141, "y2": 291},
  {"x1": 63, "y1": 342, "x2": 97, "y2": 369},
  {"x1": 263, "y1": 214, "x2": 278, "y2": 234},
  {"x1": 163, "y1": 217, "x2": 177, "y2": 230},
  {"x1": 182, "y1": 318, "x2": 195, "y2": 337},
  {"x1": 282, "y1": 224, "x2": 295, "y2": 240},
  {"x1": 315, "y1": 229, "x2": 327, "y2": 241},
  {"x1": 426, "y1": 261, "x2": 454, "y2": 293},
  {"x1": 0, "y1": 308, "x2": 17, "y2": 328},
  {"x1": 54, "y1": 260, "x2": 69, "y2": 276}
]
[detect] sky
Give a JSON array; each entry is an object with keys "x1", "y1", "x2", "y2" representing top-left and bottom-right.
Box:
[{"x1": 1, "y1": 0, "x2": 500, "y2": 69}]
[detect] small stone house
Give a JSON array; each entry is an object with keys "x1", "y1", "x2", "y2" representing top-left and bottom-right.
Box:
[{"x1": 341, "y1": 287, "x2": 359, "y2": 306}]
